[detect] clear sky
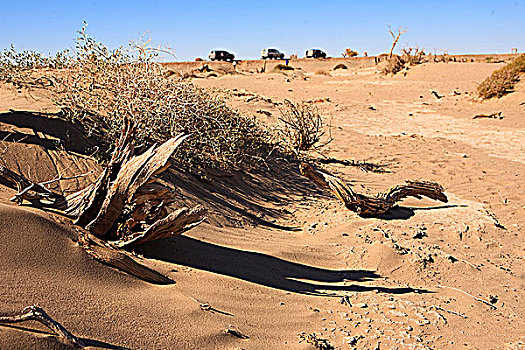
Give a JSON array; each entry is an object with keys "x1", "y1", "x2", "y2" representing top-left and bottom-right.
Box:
[{"x1": 1, "y1": 0, "x2": 524, "y2": 61}]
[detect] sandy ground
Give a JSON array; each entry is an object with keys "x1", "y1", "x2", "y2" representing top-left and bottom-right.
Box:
[{"x1": 1, "y1": 60, "x2": 524, "y2": 349}]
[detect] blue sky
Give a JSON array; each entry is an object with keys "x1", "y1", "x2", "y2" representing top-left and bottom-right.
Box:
[{"x1": 1, "y1": 0, "x2": 524, "y2": 60}]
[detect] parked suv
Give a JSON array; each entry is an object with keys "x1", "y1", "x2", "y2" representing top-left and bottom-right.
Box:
[
  {"x1": 261, "y1": 48, "x2": 284, "y2": 60},
  {"x1": 306, "y1": 49, "x2": 327, "y2": 59},
  {"x1": 209, "y1": 50, "x2": 235, "y2": 62}
]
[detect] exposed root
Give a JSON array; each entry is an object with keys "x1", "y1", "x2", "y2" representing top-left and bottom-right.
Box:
[
  {"x1": 79, "y1": 233, "x2": 174, "y2": 284},
  {"x1": 300, "y1": 163, "x2": 447, "y2": 215}
]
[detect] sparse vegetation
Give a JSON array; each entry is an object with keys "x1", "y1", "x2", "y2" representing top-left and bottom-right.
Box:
[
  {"x1": 277, "y1": 99, "x2": 328, "y2": 153},
  {"x1": 342, "y1": 48, "x2": 358, "y2": 57},
  {"x1": 380, "y1": 47, "x2": 427, "y2": 75},
  {"x1": 478, "y1": 54, "x2": 525, "y2": 99},
  {"x1": 274, "y1": 63, "x2": 294, "y2": 71}
]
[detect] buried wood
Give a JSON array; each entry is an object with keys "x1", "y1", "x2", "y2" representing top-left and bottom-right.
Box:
[
  {"x1": 0, "y1": 305, "x2": 86, "y2": 348},
  {"x1": 299, "y1": 163, "x2": 447, "y2": 216},
  {"x1": 79, "y1": 233, "x2": 175, "y2": 284}
]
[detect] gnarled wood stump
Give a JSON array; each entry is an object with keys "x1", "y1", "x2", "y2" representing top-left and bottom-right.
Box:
[
  {"x1": 0, "y1": 121, "x2": 206, "y2": 282},
  {"x1": 300, "y1": 163, "x2": 447, "y2": 215}
]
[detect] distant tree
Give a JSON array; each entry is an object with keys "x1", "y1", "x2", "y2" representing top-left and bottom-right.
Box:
[{"x1": 342, "y1": 49, "x2": 358, "y2": 57}]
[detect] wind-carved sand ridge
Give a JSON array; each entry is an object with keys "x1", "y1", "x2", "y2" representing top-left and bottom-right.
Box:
[{"x1": 336, "y1": 101, "x2": 525, "y2": 163}]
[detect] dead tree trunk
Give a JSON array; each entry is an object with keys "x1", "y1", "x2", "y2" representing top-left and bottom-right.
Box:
[
  {"x1": 0, "y1": 121, "x2": 206, "y2": 282},
  {"x1": 388, "y1": 25, "x2": 407, "y2": 58},
  {"x1": 300, "y1": 163, "x2": 447, "y2": 215}
]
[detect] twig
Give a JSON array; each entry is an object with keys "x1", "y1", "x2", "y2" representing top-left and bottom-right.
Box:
[
  {"x1": 460, "y1": 258, "x2": 481, "y2": 271},
  {"x1": 430, "y1": 90, "x2": 443, "y2": 99},
  {"x1": 436, "y1": 285, "x2": 497, "y2": 309},
  {"x1": 226, "y1": 328, "x2": 249, "y2": 339},
  {"x1": 0, "y1": 305, "x2": 86, "y2": 348},
  {"x1": 317, "y1": 157, "x2": 391, "y2": 173},
  {"x1": 190, "y1": 297, "x2": 234, "y2": 316},
  {"x1": 373, "y1": 227, "x2": 389, "y2": 238},
  {"x1": 432, "y1": 305, "x2": 467, "y2": 319},
  {"x1": 41, "y1": 171, "x2": 94, "y2": 186}
]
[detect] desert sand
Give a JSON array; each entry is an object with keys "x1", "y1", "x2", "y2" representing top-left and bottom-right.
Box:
[{"x1": 1, "y1": 58, "x2": 524, "y2": 349}]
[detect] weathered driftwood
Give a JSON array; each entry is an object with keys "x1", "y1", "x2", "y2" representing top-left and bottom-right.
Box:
[
  {"x1": 0, "y1": 305, "x2": 85, "y2": 348},
  {"x1": 300, "y1": 163, "x2": 447, "y2": 215},
  {"x1": 0, "y1": 165, "x2": 67, "y2": 209},
  {"x1": 0, "y1": 123, "x2": 206, "y2": 283},
  {"x1": 79, "y1": 234, "x2": 174, "y2": 284}
]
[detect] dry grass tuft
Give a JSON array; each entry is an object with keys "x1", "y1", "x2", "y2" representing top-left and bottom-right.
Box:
[
  {"x1": 277, "y1": 99, "x2": 330, "y2": 153},
  {"x1": 477, "y1": 54, "x2": 525, "y2": 99}
]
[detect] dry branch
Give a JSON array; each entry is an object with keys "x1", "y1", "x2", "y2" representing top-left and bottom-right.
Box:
[
  {"x1": 436, "y1": 285, "x2": 497, "y2": 309},
  {"x1": 79, "y1": 233, "x2": 174, "y2": 284},
  {"x1": 300, "y1": 163, "x2": 447, "y2": 215},
  {"x1": 0, "y1": 305, "x2": 85, "y2": 348}
]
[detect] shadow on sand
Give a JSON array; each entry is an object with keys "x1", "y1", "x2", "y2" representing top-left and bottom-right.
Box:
[
  {"x1": 138, "y1": 235, "x2": 427, "y2": 296},
  {"x1": 0, "y1": 111, "x2": 103, "y2": 156},
  {"x1": 0, "y1": 324, "x2": 129, "y2": 350},
  {"x1": 361, "y1": 204, "x2": 468, "y2": 220}
]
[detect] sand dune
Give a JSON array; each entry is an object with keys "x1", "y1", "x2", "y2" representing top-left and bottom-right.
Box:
[{"x1": 1, "y1": 59, "x2": 524, "y2": 349}]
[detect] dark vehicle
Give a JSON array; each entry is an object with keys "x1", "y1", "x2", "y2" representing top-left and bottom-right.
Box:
[
  {"x1": 306, "y1": 49, "x2": 327, "y2": 59},
  {"x1": 261, "y1": 48, "x2": 285, "y2": 60},
  {"x1": 209, "y1": 50, "x2": 235, "y2": 62}
]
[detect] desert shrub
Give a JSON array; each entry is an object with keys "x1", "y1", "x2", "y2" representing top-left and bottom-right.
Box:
[
  {"x1": 401, "y1": 47, "x2": 426, "y2": 65},
  {"x1": 277, "y1": 99, "x2": 329, "y2": 153},
  {"x1": 0, "y1": 24, "x2": 272, "y2": 169},
  {"x1": 342, "y1": 49, "x2": 358, "y2": 57},
  {"x1": 274, "y1": 64, "x2": 294, "y2": 71},
  {"x1": 333, "y1": 63, "x2": 347, "y2": 70},
  {"x1": 478, "y1": 54, "x2": 525, "y2": 99},
  {"x1": 379, "y1": 55, "x2": 405, "y2": 75},
  {"x1": 0, "y1": 45, "x2": 69, "y2": 88}
]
